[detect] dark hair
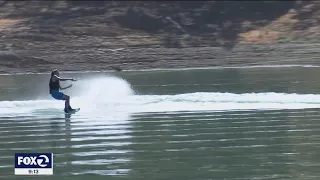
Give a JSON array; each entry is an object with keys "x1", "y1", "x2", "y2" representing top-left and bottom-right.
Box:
[{"x1": 51, "y1": 69, "x2": 58, "y2": 76}]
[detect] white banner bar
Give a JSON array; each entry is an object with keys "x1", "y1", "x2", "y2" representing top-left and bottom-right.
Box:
[{"x1": 15, "y1": 168, "x2": 53, "y2": 175}]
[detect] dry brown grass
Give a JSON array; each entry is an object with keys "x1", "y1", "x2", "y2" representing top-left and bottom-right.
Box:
[
  {"x1": 0, "y1": 18, "x2": 23, "y2": 31},
  {"x1": 120, "y1": 36, "x2": 161, "y2": 46},
  {"x1": 239, "y1": 30, "x2": 281, "y2": 44},
  {"x1": 239, "y1": 1, "x2": 320, "y2": 44},
  {"x1": 239, "y1": 9, "x2": 299, "y2": 44}
]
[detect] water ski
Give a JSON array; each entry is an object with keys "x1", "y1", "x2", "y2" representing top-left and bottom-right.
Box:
[{"x1": 64, "y1": 108, "x2": 80, "y2": 114}]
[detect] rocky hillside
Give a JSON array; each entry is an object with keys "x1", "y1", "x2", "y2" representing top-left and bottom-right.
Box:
[
  {"x1": 1, "y1": 1, "x2": 319, "y2": 46},
  {"x1": 0, "y1": 1, "x2": 319, "y2": 73}
]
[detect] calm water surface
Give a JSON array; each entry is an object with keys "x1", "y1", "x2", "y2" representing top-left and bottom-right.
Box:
[{"x1": 1, "y1": 66, "x2": 320, "y2": 180}]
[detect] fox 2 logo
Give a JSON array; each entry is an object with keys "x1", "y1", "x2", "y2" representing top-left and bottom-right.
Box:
[{"x1": 15, "y1": 153, "x2": 52, "y2": 168}]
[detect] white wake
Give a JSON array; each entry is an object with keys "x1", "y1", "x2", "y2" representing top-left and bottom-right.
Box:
[{"x1": 1, "y1": 76, "x2": 320, "y2": 116}]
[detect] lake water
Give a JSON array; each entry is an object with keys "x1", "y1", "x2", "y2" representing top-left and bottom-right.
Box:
[{"x1": 1, "y1": 66, "x2": 320, "y2": 179}]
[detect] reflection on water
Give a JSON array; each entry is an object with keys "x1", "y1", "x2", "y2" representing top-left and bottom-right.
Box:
[
  {"x1": 126, "y1": 109, "x2": 320, "y2": 180},
  {"x1": 4, "y1": 109, "x2": 320, "y2": 179}
]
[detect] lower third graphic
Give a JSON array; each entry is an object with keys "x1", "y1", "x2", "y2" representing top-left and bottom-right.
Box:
[{"x1": 14, "y1": 153, "x2": 53, "y2": 175}]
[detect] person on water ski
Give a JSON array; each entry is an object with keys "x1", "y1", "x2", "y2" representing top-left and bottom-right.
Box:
[{"x1": 49, "y1": 69, "x2": 77, "y2": 113}]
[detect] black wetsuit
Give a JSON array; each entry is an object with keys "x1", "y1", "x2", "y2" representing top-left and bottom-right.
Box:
[{"x1": 49, "y1": 77, "x2": 60, "y2": 94}]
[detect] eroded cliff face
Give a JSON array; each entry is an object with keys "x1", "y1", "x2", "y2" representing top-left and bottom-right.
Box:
[{"x1": 0, "y1": 1, "x2": 319, "y2": 73}]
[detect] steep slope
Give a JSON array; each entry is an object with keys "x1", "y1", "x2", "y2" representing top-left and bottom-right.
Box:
[{"x1": 0, "y1": 1, "x2": 319, "y2": 73}]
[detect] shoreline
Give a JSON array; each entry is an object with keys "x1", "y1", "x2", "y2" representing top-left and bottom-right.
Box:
[
  {"x1": 1, "y1": 43, "x2": 320, "y2": 75},
  {"x1": 1, "y1": 64, "x2": 320, "y2": 76}
]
